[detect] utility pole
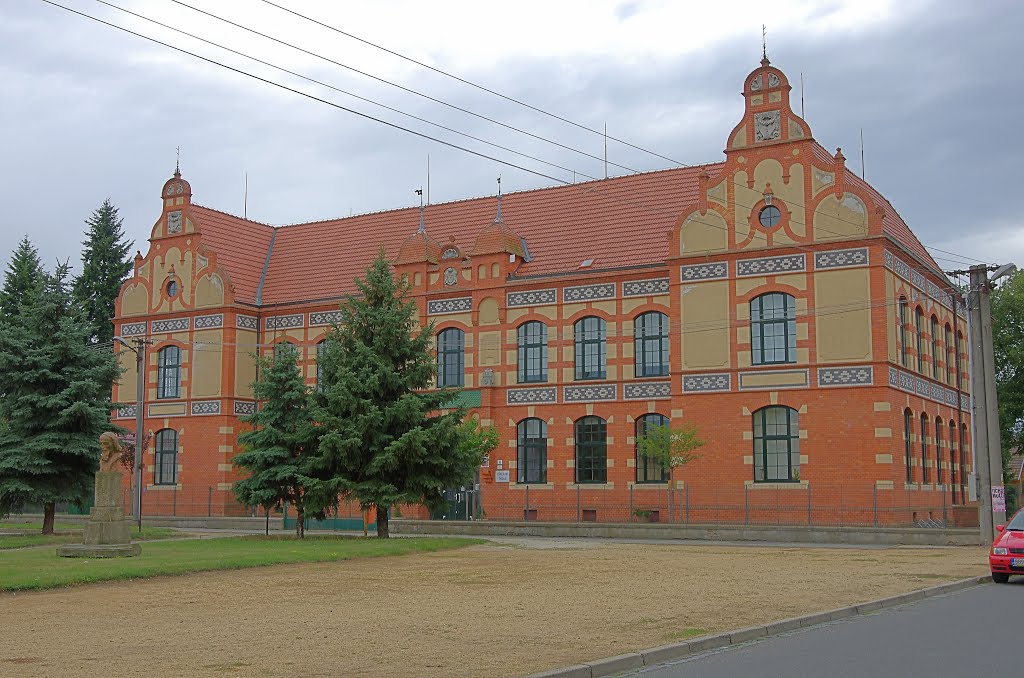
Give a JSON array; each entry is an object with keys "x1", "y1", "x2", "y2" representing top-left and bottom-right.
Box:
[
  {"x1": 966, "y1": 263, "x2": 1015, "y2": 543},
  {"x1": 115, "y1": 335, "x2": 150, "y2": 532}
]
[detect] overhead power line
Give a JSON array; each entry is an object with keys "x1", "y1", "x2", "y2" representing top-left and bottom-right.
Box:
[
  {"x1": 167, "y1": 0, "x2": 642, "y2": 175},
  {"x1": 256, "y1": 0, "x2": 688, "y2": 169}
]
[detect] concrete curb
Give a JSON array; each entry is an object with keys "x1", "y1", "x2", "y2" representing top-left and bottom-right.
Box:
[{"x1": 524, "y1": 575, "x2": 989, "y2": 678}]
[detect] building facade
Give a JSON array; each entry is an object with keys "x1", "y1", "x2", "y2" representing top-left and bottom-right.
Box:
[{"x1": 113, "y1": 58, "x2": 975, "y2": 525}]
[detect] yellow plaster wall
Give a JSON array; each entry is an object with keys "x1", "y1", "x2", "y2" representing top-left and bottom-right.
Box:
[
  {"x1": 234, "y1": 329, "x2": 258, "y2": 398},
  {"x1": 121, "y1": 283, "x2": 148, "y2": 316},
  {"x1": 195, "y1": 273, "x2": 225, "y2": 308},
  {"x1": 815, "y1": 269, "x2": 873, "y2": 362},
  {"x1": 680, "y1": 209, "x2": 728, "y2": 255},
  {"x1": 191, "y1": 329, "x2": 223, "y2": 397},
  {"x1": 814, "y1": 193, "x2": 868, "y2": 240},
  {"x1": 479, "y1": 297, "x2": 500, "y2": 325},
  {"x1": 811, "y1": 169, "x2": 835, "y2": 196},
  {"x1": 116, "y1": 350, "x2": 137, "y2": 402},
  {"x1": 479, "y1": 331, "x2": 501, "y2": 366},
  {"x1": 885, "y1": 272, "x2": 897, "y2": 362},
  {"x1": 707, "y1": 179, "x2": 728, "y2": 206},
  {"x1": 681, "y1": 281, "x2": 730, "y2": 368},
  {"x1": 775, "y1": 273, "x2": 808, "y2": 291}
]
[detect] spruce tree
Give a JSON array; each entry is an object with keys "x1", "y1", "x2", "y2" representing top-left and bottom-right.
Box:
[
  {"x1": 75, "y1": 199, "x2": 134, "y2": 344},
  {"x1": 0, "y1": 262, "x2": 119, "y2": 533},
  {"x1": 234, "y1": 343, "x2": 319, "y2": 538},
  {"x1": 309, "y1": 251, "x2": 491, "y2": 537},
  {"x1": 0, "y1": 236, "x2": 45, "y2": 319}
]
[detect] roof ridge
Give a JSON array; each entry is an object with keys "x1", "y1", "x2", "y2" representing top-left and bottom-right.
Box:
[{"x1": 191, "y1": 204, "x2": 276, "y2": 228}]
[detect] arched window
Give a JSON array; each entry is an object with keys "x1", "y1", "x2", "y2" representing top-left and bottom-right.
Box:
[
  {"x1": 273, "y1": 341, "x2": 297, "y2": 362},
  {"x1": 574, "y1": 317, "x2": 606, "y2": 380},
  {"x1": 935, "y1": 418, "x2": 944, "y2": 486},
  {"x1": 636, "y1": 413, "x2": 669, "y2": 483},
  {"x1": 437, "y1": 328, "x2": 465, "y2": 387},
  {"x1": 898, "y1": 297, "x2": 909, "y2": 367},
  {"x1": 915, "y1": 307, "x2": 925, "y2": 373},
  {"x1": 575, "y1": 416, "x2": 607, "y2": 484},
  {"x1": 957, "y1": 331, "x2": 967, "y2": 388},
  {"x1": 751, "y1": 293, "x2": 796, "y2": 365},
  {"x1": 635, "y1": 312, "x2": 669, "y2": 377},
  {"x1": 316, "y1": 340, "x2": 329, "y2": 390},
  {"x1": 949, "y1": 420, "x2": 958, "y2": 503},
  {"x1": 920, "y1": 413, "x2": 930, "y2": 484},
  {"x1": 904, "y1": 409, "x2": 914, "y2": 484},
  {"x1": 517, "y1": 321, "x2": 548, "y2": 384},
  {"x1": 752, "y1": 406, "x2": 800, "y2": 482},
  {"x1": 156, "y1": 346, "x2": 181, "y2": 399},
  {"x1": 945, "y1": 324, "x2": 954, "y2": 385},
  {"x1": 517, "y1": 418, "x2": 547, "y2": 484},
  {"x1": 155, "y1": 429, "x2": 178, "y2": 485},
  {"x1": 960, "y1": 424, "x2": 968, "y2": 494},
  {"x1": 931, "y1": 316, "x2": 940, "y2": 380}
]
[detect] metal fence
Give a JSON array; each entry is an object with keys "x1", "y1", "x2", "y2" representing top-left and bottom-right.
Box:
[{"x1": 474, "y1": 482, "x2": 967, "y2": 529}]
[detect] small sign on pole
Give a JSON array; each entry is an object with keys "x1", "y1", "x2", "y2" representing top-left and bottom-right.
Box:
[
  {"x1": 495, "y1": 470, "x2": 510, "y2": 483},
  {"x1": 992, "y1": 486, "x2": 1006, "y2": 513}
]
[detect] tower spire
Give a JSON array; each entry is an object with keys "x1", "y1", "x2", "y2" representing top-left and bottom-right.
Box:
[{"x1": 761, "y1": 24, "x2": 770, "y2": 65}]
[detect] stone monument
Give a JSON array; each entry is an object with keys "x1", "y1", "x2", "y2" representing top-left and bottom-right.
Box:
[{"x1": 57, "y1": 432, "x2": 142, "y2": 558}]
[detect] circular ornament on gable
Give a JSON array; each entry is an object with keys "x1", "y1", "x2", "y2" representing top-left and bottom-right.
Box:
[
  {"x1": 443, "y1": 267, "x2": 458, "y2": 286},
  {"x1": 166, "y1": 280, "x2": 179, "y2": 297},
  {"x1": 758, "y1": 205, "x2": 782, "y2": 229}
]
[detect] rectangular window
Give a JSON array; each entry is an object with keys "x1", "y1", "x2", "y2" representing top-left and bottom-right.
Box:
[
  {"x1": 437, "y1": 329, "x2": 465, "y2": 388},
  {"x1": 635, "y1": 312, "x2": 669, "y2": 377},
  {"x1": 574, "y1": 317, "x2": 607, "y2": 380},
  {"x1": 752, "y1": 294, "x2": 796, "y2": 365},
  {"x1": 575, "y1": 417, "x2": 607, "y2": 483},
  {"x1": 517, "y1": 419, "x2": 547, "y2": 484},
  {"x1": 157, "y1": 346, "x2": 181, "y2": 400},
  {"x1": 753, "y1": 407, "x2": 799, "y2": 482},
  {"x1": 155, "y1": 430, "x2": 178, "y2": 485},
  {"x1": 517, "y1": 322, "x2": 548, "y2": 384}
]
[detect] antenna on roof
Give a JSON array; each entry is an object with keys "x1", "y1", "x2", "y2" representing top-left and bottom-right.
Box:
[
  {"x1": 426, "y1": 154, "x2": 431, "y2": 205},
  {"x1": 860, "y1": 128, "x2": 866, "y2": 180},
  {"x1": 244, "y1": 172, "x2": 248, "y2": 220},
  {"x1": 415, "y1": 188, "x2": 425, "y2": 233},
  {"x1": 800, "y1": 72, "x2": 805, "y2": 118},
  {"x1": 603, "y1": 123, "x2": 608, "y2": 179},
  {"x1": 495, "y1": 176, "x2": 503, "y2": 223}
]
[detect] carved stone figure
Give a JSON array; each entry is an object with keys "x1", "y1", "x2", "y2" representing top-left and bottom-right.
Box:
[{"x1": 99, "y1": 431, "x2": 122, "y2": 472}]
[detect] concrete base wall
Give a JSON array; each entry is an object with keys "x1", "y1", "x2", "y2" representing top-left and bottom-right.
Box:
[
  {"x1": 5, "y1": 513, "x2": 285, "y2": 532},
  {"x1": 391, "y1": 519, "x2": 982, "y2": 546}
]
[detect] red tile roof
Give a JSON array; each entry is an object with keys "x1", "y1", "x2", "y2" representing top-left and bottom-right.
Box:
[{"x1": 188, "y1": 147, "x2": 939, "y2": 306}]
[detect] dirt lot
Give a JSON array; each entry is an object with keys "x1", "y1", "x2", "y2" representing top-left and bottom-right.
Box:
[{"x1": 0, "y1": 538, "x2": 987, "y2": 677}]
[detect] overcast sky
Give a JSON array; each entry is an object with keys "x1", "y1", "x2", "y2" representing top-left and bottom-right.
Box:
[{"x1": 1, "y1": 0, "x2": 1020, "y2": 278}]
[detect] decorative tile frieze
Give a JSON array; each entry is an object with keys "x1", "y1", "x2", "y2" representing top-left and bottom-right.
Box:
[
  {"x1": 507, "y1": 289, "x2": 557, "y2": 308},
  {"x1": 563, "y1": 283, "x2": 616, "y2": 303},
  {"x1": 563, "y1": 383, "x2": 617, "y2": 403},
  {"x1": 151, "y1": 317, "x2": 190, "y2": 334},
  {"x1": 888, "y1": 366, "x2": 899, "y2": 388},
  {"x1": 120, "y1": 321, "x2": 147, "y2": 337},
  {"x1": 817, "y1": 366, "x2": 873, "y2": 387},
  {"x1": 960, "y1": 393, "x2": 970, "y2": 411},
  {"x1": 682, "y1": 373, "x2": 731, "y2": 393},
  {"x1": 427, "y1": 296, "x2": 472, "y2": 315},
  {"x1": 115, "y1": 405, "x2": 137, "y2": 419},
  {"x1": 266, "y1": 314, "x2": 304, "y2": 330},
  {"x1": 236, "y1": 315, "x2": 258, "y2": 330},
  {"x1": 911, "y1": 270, "x2": 926, "y2": 290},
  {"x1": 233, "y1": 401, "x2": 256, "y2": 416},
  {"x1": 814, "y1": 248, "x2": 869, "y2": 270},
  {"x1": 191, "y1": 400, "x2": 221, "y2": 416},
  {"x1": 915, "y1": 377, "x2": 930, "y2": 397},
  {"x1": 309, "y1": 311, "x2": 343, "y2": 326},
  {"x1": 194, "y1": 314, "x2": 223, "y2": 329},
  {"x1": 623, "y1": 382, "x2": 671, "y2": 400},
  {"x1": 680, "y1": 261, "x2": 728, "y2": 282},
  {"x1": 899, "y1": 371, "x2": 915, "y2": 392},
  {"x1": 506, "y1": 387, "x2": 557, "y2": 405},
  {"x1": 736, "y1": 254, "x2": 806, "y2": 277},
  {"x1": 889, "y1": 366, "x2": 968, "y2": 411},
  {"x1": 622, "y1": 278, "x2": 670, "y2": 298}
]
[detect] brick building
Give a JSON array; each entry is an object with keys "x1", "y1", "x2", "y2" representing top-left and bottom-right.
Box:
[{"x1": 113, "y1": 58, "x2": 975, "y2": 525}]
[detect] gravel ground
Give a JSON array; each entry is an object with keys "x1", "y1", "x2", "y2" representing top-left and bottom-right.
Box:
[{"x1": 0, "y1": 540, "x2": 987, "y2": 677}]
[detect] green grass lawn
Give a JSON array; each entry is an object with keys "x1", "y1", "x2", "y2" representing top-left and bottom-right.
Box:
[
  {"x1": 0, "y1": 536, "x2": 483, "y2": 591},
  {"x1": 0, "y1": 526, "x2": 183, "y2": 550}
]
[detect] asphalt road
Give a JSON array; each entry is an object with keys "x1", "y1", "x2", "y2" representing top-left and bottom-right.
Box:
[{"x1": 628, "y1": 579, "x2": 1023, "y2": 678}]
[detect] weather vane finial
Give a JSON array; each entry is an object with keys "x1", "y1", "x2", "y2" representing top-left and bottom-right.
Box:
[
  {"x1": 415, "y1": 188, "x2": 425, "y2": 233},
  {"x1": 174, "y1": 145, "x2": 180, "y2": 176},
  {"x1": 495, "y1": 176, "x2": 503, "y2": 223},
  {"x1": 761, "y1": 24, "x2": 769, "y2": 64}
]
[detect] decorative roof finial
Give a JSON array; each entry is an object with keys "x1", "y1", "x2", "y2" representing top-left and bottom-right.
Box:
[
  {"x1": 761, "y1": 24, "x2": 770, "y2": 66},
  {"x1": 494, "y1": 176, "x2": 503, "y2": 223},
  {"x1": 174, "y1": 145, "x2": 181, "y2": 177},
  {"x1": 415, "y1": 188, "x2": 425, "y2": 234}
]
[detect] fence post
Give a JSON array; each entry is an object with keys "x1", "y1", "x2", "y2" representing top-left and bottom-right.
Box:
[
  {"x1": 576, "y1": 484, "x2": 581, "y2": 524},
  {"x1": 744, "y1": 484, "x2": 749, "y2": 526},
  {"x1": 873, "y1": 484, "x2": 878, "y2": 528},
  {"x1": 685, "y1": 484, "x2": 689, "y2": 524},
  {"x1": 807, "y1": 484, "x2": 812, "y2": 527},
  {"x1": 525, "y1": 485, "x2": 530, "y2": 522},
  {"x1": 629, "y1": 485, "x2": 634, "y2": 523},
  {"x1": 207, "y1": 486, "x2": 212, "y2": 517}
]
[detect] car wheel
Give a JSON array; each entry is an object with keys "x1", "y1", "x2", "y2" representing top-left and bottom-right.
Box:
[{"x1": 992, "y1": 572, "x2": 1010, "y2": 584}]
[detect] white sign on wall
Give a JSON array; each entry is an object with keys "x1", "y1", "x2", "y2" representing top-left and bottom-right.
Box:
[
  {"x1": 992, "y1": 486, "x2": 1006, "y2": 513},
  {"x1": 495, "y1": 470, "x2": 510, "y2": 483}
]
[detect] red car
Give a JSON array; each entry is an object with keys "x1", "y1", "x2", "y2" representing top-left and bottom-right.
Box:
[{"x1": 990, "y1": 508, "x2": 1024, "y2": 583}]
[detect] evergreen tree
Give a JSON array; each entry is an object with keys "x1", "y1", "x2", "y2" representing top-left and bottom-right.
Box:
[
  {"x1": 0, "y1": 262, "x2": 119, "y2": 533},
  {"x1": 234, "y1": 343, "x2": 319, "y2": 538},
  {"x1": 0, "y1": 236, "x2": 45, "y2": 319},
  {"x1": 309, "y1": 251, "x2": 492, "y2": 537},
  {"x1": 75, "y1": 199, "x2": 134, "y2": 344}
]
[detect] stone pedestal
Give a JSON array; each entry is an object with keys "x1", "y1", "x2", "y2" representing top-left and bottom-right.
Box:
[{"x1": 58, "y1": 471, "x2": 141, "y2": 558}]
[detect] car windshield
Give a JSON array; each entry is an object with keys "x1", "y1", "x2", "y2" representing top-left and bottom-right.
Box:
[{"x1": 1007, "y1": 512, "x2": 1024, "y2": 531}]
